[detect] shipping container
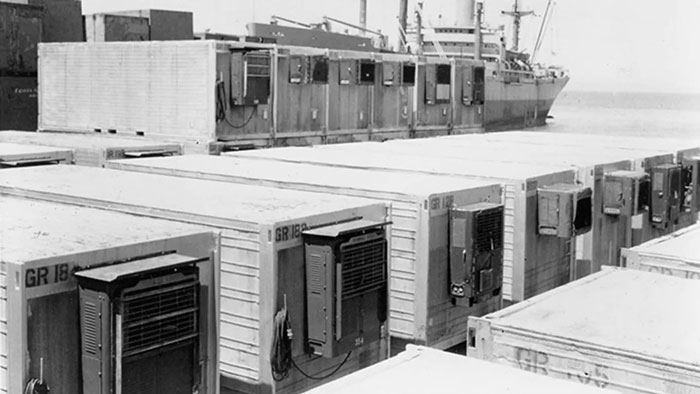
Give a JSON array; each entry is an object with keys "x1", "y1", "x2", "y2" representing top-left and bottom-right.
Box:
[
  {"x1": 468, "y1": 268, "x2": 700, "y2": 393},
  {"x1": 106, "y1": 154, "x2": 503, "y2": 352},
  {"x1": 622, "y1": 222, "x2": 700, "y2": 280},
  {"x1": 84, "y1": 13, "x2": 149, "y2": 41},
  {"x1": 467, "y1": 131, "x2": 700, "y2": 235},
  {"x1": 0, "y1": 141, "x2": 72, "y2": 167},
  {"x1": 37, "y1": 41, "x2": 485, "y2": 153},
  {"x1": 306, "y1": 345, "x2": 618, "y2": 394},
  {"x1": 108, "y1": 9, "x2": 194, "y2": 40},
  {"x1": 360, "y1": 136, "x2": 678, "y2": 275},
  {"x1": 230, "y1": 147, "x2": 579, "y2": 304},
  {"x1": 27, "y1": 0, "x2": 83, "y2": 42},
  {"x1": 0, "y1": 2, "x2": 42, "y2": 74},
  {"x1": 0, "y1": 165, "x2": 391, "y2": 394},
  {"x1": 0, "y1": 131, "x2": 182, "y2": 167},
  {"x1": 0, "y1": 76, "x2": 37, "y2": 131},
  {"x1": 0, "y1": 196, "x2": 219, "y2": 394}
]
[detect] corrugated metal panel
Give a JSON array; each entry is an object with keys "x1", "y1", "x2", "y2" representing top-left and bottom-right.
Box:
[
  {"x1": 387, "y1": 201, "x2": 418, "y2": 339},
  {"x1": 502, "y1": 184, "x2": 516, "y2": 300},
  {"x1": 0, "y1": 271, "x2": 6, "y2": 393},
  {"x1": 219, "y1": 229, "x2": 261, "y2": 383},
  {"x1": 39, "y1": 42, "x2": 214, "y2": 143}
]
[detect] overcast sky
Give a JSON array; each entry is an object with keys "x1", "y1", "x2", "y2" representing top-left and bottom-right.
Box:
[{"x1": 82, "y1": 0, "x2": 700, "y2": 94}]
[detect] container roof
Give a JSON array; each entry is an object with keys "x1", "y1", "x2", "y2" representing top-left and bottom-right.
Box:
[
  {"x1": 232, "y1": 146, "x2": 574, "y2": 181},
  {"x1": 379, "y1": 137, "x2": 668, "y2": 167},
  {"x1": 109, "y1": 155, "x2": 498, "y2": 197},
  {"x1": 632, "y1": 223, "x2": 700, "y2": 263},
  {"x1": 0, "y1": 196, "x2": 208, "y2": 264},
  {"x1": 0, "y1": 142, "x2": 71, "y2": 157},
  {"x1": 0, "y1": 131, "x2": 180, "y2": 150},
  {"x1": 305, "y1": 345, "x2": 615, "y2": 394},
  {"x1": 486, "y1": 268, "x2": 700, "y2": 366},
  {"x1": 455, "y1": 131, "x2": 700, "y2": 154},
  {"x1": 0, "y1": 166, "x2": 377, "y2": 226}
]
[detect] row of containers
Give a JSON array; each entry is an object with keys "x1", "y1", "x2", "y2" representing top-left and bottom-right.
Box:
[
  {"x1": 1, "y1": 130, "x2": 700, "y2": 393},
  {"x1": 37, "y1": 40, "x2": 486, "y2": 152}
]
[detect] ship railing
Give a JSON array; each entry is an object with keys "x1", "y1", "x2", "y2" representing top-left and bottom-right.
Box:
[{"x1": 501, "y1": 69, "x2": 535, "y2": 83}]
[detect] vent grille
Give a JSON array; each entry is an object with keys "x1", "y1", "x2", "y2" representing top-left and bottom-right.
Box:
[
  {"x1": 307, "y1": 250, "x2": 326, "y2": 294},
  {"x1": 340, "y1": 235, "x2": 387, "y2": 299},
  {"x1": 475, "y1": 206, "x2": 504, "y2": 253},
  {"x1": 121, "y1": 277, "x2": 199, "y2": 357},
  {"x1": 83, "y1": 301, "x2": 99, "y2": 355}
]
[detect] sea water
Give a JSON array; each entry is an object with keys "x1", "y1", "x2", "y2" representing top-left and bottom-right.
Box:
[{"x1": 541, "y1": 91, "x2": 700, "y2": 139}]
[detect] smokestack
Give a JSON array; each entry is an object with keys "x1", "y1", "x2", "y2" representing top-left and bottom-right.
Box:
[
  {"x1": 475, "y1": 2, "x2": 483, "y2": 60},
  {"x1": 454, "y1": 0, "x2": 476, "y2": 27},
  {"x1": 359, "y1": 0, "x2": 367, "y2": 34},
  {"x1": 398, "y1": 0, "x2": 408, "y2": 51}
]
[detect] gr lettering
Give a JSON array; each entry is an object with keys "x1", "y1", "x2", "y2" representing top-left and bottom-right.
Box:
[
  {"x1": 25, "y1": 267, "x2": 50, "y2": 287},
  {"x1": 515, "y1": 348, "x2": 549, "y2": 376}
]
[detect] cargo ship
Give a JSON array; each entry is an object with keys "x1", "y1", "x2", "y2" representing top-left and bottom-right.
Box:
[
  {"x1": 250, "y1": 0, "x2": 569, "y2": 131},
  {"x1": 406, "y1": 0, "x2": 569, "y2": 130}
]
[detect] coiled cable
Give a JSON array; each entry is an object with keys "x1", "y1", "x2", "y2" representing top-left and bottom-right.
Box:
[{"x1": 270, "y1": 303, "x2": 352, "y2": 381}]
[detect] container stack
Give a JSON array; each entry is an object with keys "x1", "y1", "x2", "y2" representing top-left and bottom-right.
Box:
[
  {"x1": 0, "y1": 164, "x2": 392, "y2": 394},
  {"x1": 105, "y1": 154, "x2": 505, "y2": 353},
  {"x1": 229, "y1": 144, "x2": 583, "y2": 305}
]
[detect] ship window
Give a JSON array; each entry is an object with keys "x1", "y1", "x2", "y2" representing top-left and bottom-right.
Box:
[
  {"x1": 310, "y1": 56, "x2": 328, "y2": 83},
  {"x1": 402, "y1": 63, "x2": 415, "y2": 85},
  {"x1": 359, "y1": 61, "x2": 376, "y2": 84},
  {"x1": 436, "y1": 65, "x2": 451, "y2": 84}
]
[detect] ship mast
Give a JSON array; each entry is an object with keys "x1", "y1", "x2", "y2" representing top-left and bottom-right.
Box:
[{"x1": 501, "y1": 0, "x2": 534, "y2": 51}]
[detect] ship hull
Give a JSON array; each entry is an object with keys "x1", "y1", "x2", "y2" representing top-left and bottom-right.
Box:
[{"x1": 484, "y1": 71, "x2": 569, "y2": 131}]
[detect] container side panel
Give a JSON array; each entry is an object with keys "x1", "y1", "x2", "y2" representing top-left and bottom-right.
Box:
[
  {"x1": 387, "y1": 201, "x2": 418, "y2": 340},
  {"x1": 219, "y1": 229, "x2": 262, "y2": 384},
  {"x1": 487, "y1": 329, "x2": 700, "y2": 394},
  {"x1": 631, "y1": 255, "x2": 700, "y2": 280},
  {"x1": 502, "y1": 185, "x2": 516, "y2": 300},
  {"x1": 0, "y1": 271, "x2": 5, "y2": 393},
  {"x1": 39, "y1": 43, "x2": 213, "y2": 144}
]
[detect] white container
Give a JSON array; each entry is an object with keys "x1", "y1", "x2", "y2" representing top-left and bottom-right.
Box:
[
  {"x1": 230, "y1": 146, "x2": 577, "y2": 304},
  {"x1": 468, "y1": 268, "x2": 700, "y2": 393},
  {"x1": 0, "y1": 196, "x2": 219, "y2": 394},
  {"x1": 306, "y1": 345, "x2": 618, "y2": 394},
  {"x1": 0, "y1": 142, "x2": 73, "y2": 167},
  {"x1": 0, "y1": 131, "x2": 182, "y2": 167},
  {"x1": 358, "y1": 137, "x2": 676, "y2": 275},
  {"x1": 0, "y1": 165, "x2": 390, "y2": 394},
  {"x1": 107, "y1": 154, "x2": 503, "y2": 351},
  {"x1": 622, "y1": 222, "x2": 700, "y2": 280}
]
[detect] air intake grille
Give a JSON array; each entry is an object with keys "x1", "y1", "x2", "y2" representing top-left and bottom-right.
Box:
[
  {"x1": 475, "y1": 206, "x2": 504, "y2": 253},
  {"x1": 83, "y1": 301, "x2": 99, "y2": 355},
  {"x1": 340, "y1": 234, "x2": 387, "y2": 299},
  {"x1": 121, "y1": 277, "x2": 199, "y2": 357}
]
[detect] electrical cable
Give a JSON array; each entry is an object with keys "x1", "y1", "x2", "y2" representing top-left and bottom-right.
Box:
[
  {"x1": 215, "y1": 80, "x2": 257, "y2": 129},
  {"x1": 270, "y1": 303, "x2": 352, "y2": 382}
]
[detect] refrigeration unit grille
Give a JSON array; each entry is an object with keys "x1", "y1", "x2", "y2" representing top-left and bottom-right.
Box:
[{"x1": 340, "y1": 236, "x2": 387, "y2": 299}]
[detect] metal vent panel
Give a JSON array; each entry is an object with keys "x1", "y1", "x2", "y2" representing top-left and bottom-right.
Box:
[
  {"x1": 121, "y1": 278, "x2": 199, "y2": 356},
  {"x1": 83, "y1": 301, "x2": 99, "y2": 355},
  {"x1": 475, "y1": 206, "x2": 504, "y2": 253},
  {"x1": 340, "y1": 235, "x2": 387, "y2": 299},
  {"x1": 307, "y1": 251, "x2": 326, "y2": 294}
]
